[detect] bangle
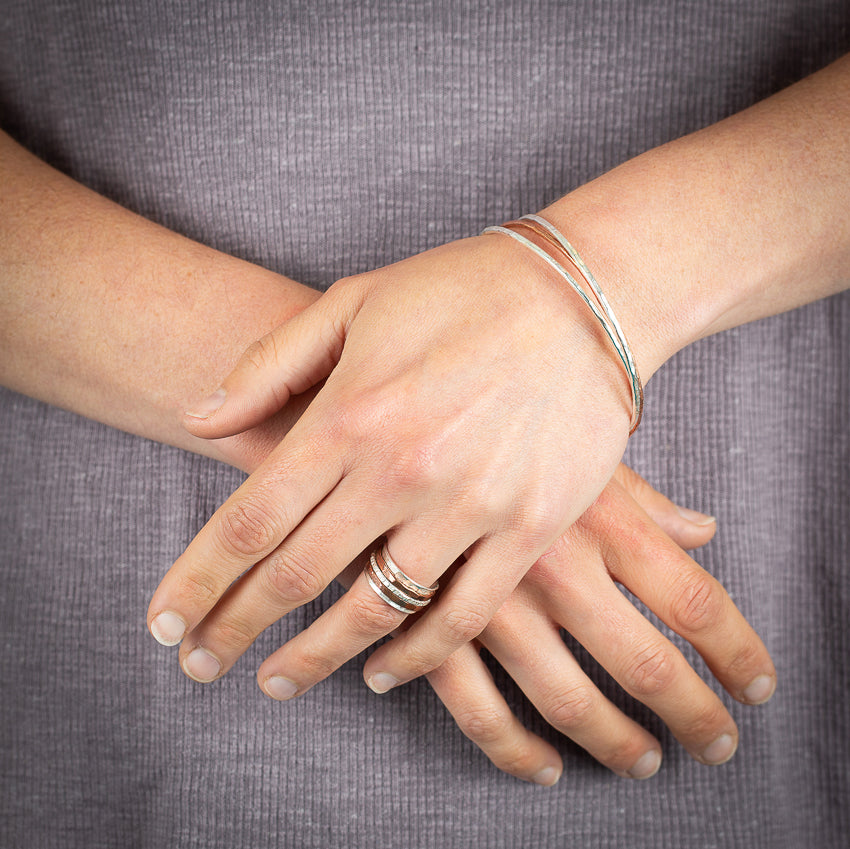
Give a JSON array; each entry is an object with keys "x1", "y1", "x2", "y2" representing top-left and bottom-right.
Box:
[{"x1": 482, "y1": 214, "x2": 643, "y2": 433}]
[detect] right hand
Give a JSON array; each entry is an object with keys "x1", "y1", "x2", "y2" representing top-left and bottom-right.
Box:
[{"x1": 153, "y1": 234, "x2": 645, "y2": 704}]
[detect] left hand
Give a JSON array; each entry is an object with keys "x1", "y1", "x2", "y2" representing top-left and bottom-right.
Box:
[
  {"x1": 147, "y1": 233, "x2": 652, "y2": 688},
  {"x1": 430, "y1": 464, "x2": 774, "y2": 781}
]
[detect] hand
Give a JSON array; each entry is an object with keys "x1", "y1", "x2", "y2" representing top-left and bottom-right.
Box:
[
  {"x1": 148, "y1": 234, "x2": 648, "y2": 688},
  {"x1": 198, "y1": 374, "x2": 776, "y2": 783},
  {"x1": 148, "y1": 51, "x2": 850, "y2": 701},
  {"x1": 272, "y1": 465, "x2": 775, "y2": 783}
]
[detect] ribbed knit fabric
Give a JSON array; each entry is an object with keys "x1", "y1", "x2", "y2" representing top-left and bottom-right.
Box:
[{"x1": 1, "y1": 2, "x2": 849, "y2": 847}]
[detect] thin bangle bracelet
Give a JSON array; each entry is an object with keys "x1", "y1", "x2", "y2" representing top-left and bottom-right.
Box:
[
  {"x1": 519, "y1": 214, "x2": 643, "y2": 429},
  {"x1": 505, "y1": 215, "x2": 643, "y2": 432},
  {"x1": 482, "y1": 215, "x2": 643, "y2": 433}
]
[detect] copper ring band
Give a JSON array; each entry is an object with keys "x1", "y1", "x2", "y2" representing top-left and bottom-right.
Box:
[{"x1": 363, "y1": 542, "x2": 439, "y2": 614}]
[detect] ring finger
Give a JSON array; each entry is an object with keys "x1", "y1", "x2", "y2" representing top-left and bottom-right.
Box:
[{"x1": 254, "y1": 520, "x2": 480, "y2": 697}]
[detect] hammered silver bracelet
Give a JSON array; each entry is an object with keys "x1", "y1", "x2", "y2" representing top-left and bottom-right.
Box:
[{"x1": 482, "y1": 213, "x2": 643, "y2": 433}]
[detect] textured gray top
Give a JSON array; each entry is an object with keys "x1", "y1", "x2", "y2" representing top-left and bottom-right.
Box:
[{"x1": 1, "y1": 2, "x2": 849, "y2": 847}]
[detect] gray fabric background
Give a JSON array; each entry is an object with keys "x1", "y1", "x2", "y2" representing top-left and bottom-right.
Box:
[{"x1": 1, "y1": 1, "x2": 848, "y2": 847}]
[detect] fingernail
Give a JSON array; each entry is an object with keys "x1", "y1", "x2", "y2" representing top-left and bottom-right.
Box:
[
  {"x1": 676, "y1": 505, "x2": 716, "y2": 526},
  {"x1": 531, "y1": 765, "x2": 562, "y2": 787},
  {"x1": 185, "y1": 388, "x2": 227, "y2": 419},
  {"x1": 182, "y1": 647, "x2": 221, "y2": 683},
  {"x1": 627, "y1": 749, "x2": 662, "y2": 780},
  {"x1": 742, "y1": 674, "x2": 776, "y2": 705},
  {"x1": 367, "y1": 672, "x2": 400, "y2": 694},
  {"x1": 265, "y1": 675, "x2": 298, "y2": 701},
  {"x1": 701, "y1": 733, "x2": 737, "y2": 765},
  {"x1": 150, "y1": 611, "x2": 187, "y2": 646}
]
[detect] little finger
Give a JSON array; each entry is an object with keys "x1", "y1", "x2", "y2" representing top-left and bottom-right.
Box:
[
  {"x1": 148, "y1": 424, "x2": 344, "y2": 648},
  {"x1": 176, "y1": 480, "x2": 396, "y2": 683}
]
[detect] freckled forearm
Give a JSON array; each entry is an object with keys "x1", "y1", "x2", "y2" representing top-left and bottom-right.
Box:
[
  {"x1": 541, "y1": 53, "x2": 850, "y2": 380},
  {"x1": 0, "y1": 129, "x2": 319, "y2": 460}
]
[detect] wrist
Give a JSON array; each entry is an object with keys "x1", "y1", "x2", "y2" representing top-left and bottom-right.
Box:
[
  {"x1": 539, "y1": 55, "x2": 850, "y2": 382},
  {"x1": 538, "y1": 177, "x2": 721, "y2": 383}
]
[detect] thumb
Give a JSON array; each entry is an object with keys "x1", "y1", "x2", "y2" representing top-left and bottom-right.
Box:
[
  {"x1": 183, "y1": 283, "x2": 357, "y2": 438},
  {"x1": 613, "y1": 463, "x2": 717, "y2": 551}
]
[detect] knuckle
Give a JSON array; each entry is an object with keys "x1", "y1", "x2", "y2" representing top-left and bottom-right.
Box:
[
  {"x1": 455, "y1": 703, "x2": 514, "y2": 746},
  {"x1": 597, "y1": 508, "x2": 666, "y2": 565},
  {"x1": 243, "y1": 335, "x2": 279, "y2": 373},
  {"x1": 541, "y1": 684, "x2": 597, "y2": 730},
  {"x1": 602, "y1": 737, "x2": 657, "y2": 775},
  {"x1": 678, "y1": 701, "x2": 731, "y2": 743},
  {"x1": 493, "y1": 745, "x2": 542, "y2": 779},
  {"x1": 344, "y1": 591, "x2": 407, "y2": 637},
  {"x1": 393, "y1": 642, "x2": 441, "y2": 678},
  {"x1": 329, "y1": 272, "x2": 362, "y2": 295},
  {"x1": 725, "y1": 639, "x2": 769, "y2": 681},
  {"x1": 263, "y1": 550, "x2": 326, "y2": 605},
  {"x1": 290, "y1": 647, "x2": 340, "y2": 683},
  {"x1": 173, "y1": 570, "x2": 220, "y2": 608},
  {"x1": 325, "y1": 389, "x2": 392, "y2": 450},
  {"x1": 440, "y1": 603, "x2": 489, "y2": 644},
  {"x1": 387, "y1": 439, "x2": 444, "y2": 492},
  {"x1": 622, "y1": 641, "x2": 678, "y2": 698},
  {"x1": 209, "y1": 615, "x2": 260, "y2": 651},
  {"x1": 669, "y1": 571, "x2": 725, "y2": 635},
  {"x1": 218, "y1": 499, "x2": 278, "y2": 557},
  {"x1": 508, "y1": 492, "x2": 564, "y2": 549}
]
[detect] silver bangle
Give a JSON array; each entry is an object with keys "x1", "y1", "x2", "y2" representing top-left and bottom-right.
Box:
[{"x1": 482, "y1": 214, "x2": 643, "y2": 433}]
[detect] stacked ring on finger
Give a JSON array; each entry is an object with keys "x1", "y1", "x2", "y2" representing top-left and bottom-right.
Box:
[{"x1": 364, "y1": 542, "x2": 439, "y2": 614}]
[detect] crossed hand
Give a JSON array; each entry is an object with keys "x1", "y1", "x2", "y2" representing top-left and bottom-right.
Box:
[{"x1": 148, "y1": 236, "x2": 775, "y2": 783}]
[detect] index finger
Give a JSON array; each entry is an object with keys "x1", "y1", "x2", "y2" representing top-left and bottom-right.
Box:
[{"x1": 146, "y1": 421, "x2": 344, "y2": 646}]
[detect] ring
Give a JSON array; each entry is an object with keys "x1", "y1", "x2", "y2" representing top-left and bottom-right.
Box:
[{"x1": 364, "y1": 541, "x2": 439, "y2": 614}]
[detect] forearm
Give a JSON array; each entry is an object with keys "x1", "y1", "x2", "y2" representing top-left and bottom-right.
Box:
[
  {"x1": 0, "y1": 130, "x2": 319, "y2": 468},
  {"x1": 542, "y1": 53, "x2": 850, "y2": 378}
]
